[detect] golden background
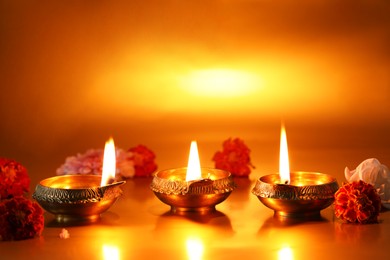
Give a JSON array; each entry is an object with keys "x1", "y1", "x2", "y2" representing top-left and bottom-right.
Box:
[
  {"x1": 1, "y1": 0, "x2": 389, "y2": 184},
  {"x1": 1, "y1": 2, "x2": 390, "y2": 259}
]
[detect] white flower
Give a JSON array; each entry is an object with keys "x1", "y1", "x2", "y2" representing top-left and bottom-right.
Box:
[
  {"x1": 345, "y1": 158, "x2": 390, "y2": 202},
  {"x1": 59, "y1": 228, "x2": 70, "y2": 239}
]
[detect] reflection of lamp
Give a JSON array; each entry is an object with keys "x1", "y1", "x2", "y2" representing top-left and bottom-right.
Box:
[
  {"x1": 186, "y1": 237, "x2": 204, "y2": 260},
  {"x1": 102, "y1": 244, "x2": 120, "y2": 260},
  {"x1": 278, "y1": 246, "x2": 293, "y2": 260},
  {"x1": 154, "y1": 210, "x2": 235, "y2": 241}
]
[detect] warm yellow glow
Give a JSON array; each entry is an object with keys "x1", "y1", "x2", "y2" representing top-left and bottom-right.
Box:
[
  {"x1": 91, "y1": 61, "x2": 353, "y2": 119},
  {"x1": 100, "y1": 137, "x2": 116, "y2": 186},
  {"x1": 186, "y1": 141, "x2": 202, "y2": 181},
  {"x1": 102, "y1": 244, "x2": 120, "y2": 260},
  {"x1": 181, "y1": 69, "x2": 260, "y2": 98},
  {"x1": 278, "y1": 246, "x2": 293, "y2": 260},
  {"x1": 279, "y1": 124, "x2": 290, "y2": 184},
  {"x1": 186, "y1": 237, "x2": 204, "y2": 260}
]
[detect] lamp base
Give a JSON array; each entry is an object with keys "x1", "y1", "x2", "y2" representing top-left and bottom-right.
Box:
[{"x1": 55, "y1": 214, "x2": 101, "y2": 224}]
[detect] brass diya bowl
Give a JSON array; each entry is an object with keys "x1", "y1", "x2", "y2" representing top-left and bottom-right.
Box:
[
  {"x1": 150, "y1": 167, "x2": 236, "y2": 214},
  {"x1": 252, "y1": 172, "x2": 339, "y2": 218},
  {"x1": 33, "y1": 175, "x2": 125, "y2": 224}
]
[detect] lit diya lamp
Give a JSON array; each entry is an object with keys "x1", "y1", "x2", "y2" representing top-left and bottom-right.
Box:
[
  {"x1": 150, "y1": 141, "x2": 236, "y2": 214},
  {"x1": 33, "y1": 138, "x2": 125, "y2": 224},
  {"x1": 252, "y1": 125, "x2": 339, "y2": 218}
]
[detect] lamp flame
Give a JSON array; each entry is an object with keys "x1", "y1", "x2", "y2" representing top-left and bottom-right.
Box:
[
  {"x1": 279, "y1": 125, "x2": 290, "y2": 184},
  {"x1": 100, "y1": 137, "x2": 116, "y2": 186},
  {"x1": 186, "y1": 141, "x2": 202, "y2": 181}
]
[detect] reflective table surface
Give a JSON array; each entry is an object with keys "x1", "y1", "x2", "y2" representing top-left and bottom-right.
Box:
[{"x1": 1, "y1": 149, "x2": 389, "y2": 260}]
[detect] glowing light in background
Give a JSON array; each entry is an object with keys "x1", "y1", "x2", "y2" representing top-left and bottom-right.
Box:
[
  {"x1": 91, "y1": 59, "x2": 350, "y2": 119},
  {"x1": 180, "y1": 68, "x2": 261, "y2": 97},
  {"x1": 102, "y1": 244, "x2": 120, "y2": 260},
  {"x1": 278, "y1": 245, "x2": 293, "y2": 260},
  {"x1": 186, "y1": 237, "x2": 204, "y2": 260}
]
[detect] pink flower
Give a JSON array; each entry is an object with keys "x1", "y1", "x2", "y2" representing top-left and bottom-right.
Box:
[
  {"x1": 56, "y1": 148, "x2": 135, "y2": 180},
  {"x1": 57, "y1": 145, "x2": 158, "y2": 179},
  {"x1": 334, "y1": 180, "x2": 381, "y2": 224},
  {"x1": 0, "y1": 158, "x2": 30, "y2": 200},
  {"x1": 0, "y1": 197, "x2": 44, "y2": 241},
  {"x1": 212, "y1": 138, "x2": 254, "y2": 177},
  {"x1": 57, "y1": 149, "x2": 105, "y2": 175}
]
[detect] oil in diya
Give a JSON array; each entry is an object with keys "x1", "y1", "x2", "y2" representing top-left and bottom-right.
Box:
[
  {"x1": 150, "y1": 141, "x2": 236, "y2": 214},
  {"x1": 252, "y1": 125, "x2": 339, "y2": 218},
  {"x1": 33, "y1": 138, "x2": 125, "y2": 224}
]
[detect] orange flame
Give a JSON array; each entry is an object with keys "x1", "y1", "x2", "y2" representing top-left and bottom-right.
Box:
[
  {"x1": 186, "y1": 141, "x2": 202, "y2": 181},
  {"x1": 279, "y1": 124, "x2": 290, "y2": 184},
  {"x1": 100, "y1": 137, "x2": 116, "y2": 186}
]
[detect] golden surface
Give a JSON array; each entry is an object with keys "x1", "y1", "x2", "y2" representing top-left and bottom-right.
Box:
[
  {"x1": 39, "y1": 175, "x2": 103, "y2": 189},
  {"x1": 2, "y1": 151, "x2": 390, "y2": 260},
  {"x1": 0, "y1": 175, "x2": 388, "y2": 260}
]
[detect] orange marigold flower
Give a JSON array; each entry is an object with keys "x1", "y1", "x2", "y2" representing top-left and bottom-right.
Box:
[
  {"x1": 128, "y1": 145, "x2": 158, "y2": 177},
  {"x1": 334, "y1": 180, "x2": 381, "y2": 224},
  {"x1": 0, "y1": 197, "x2": 44, "y2": 241},
  {"x1": 0, "y1": 158, "x2": 30, "y2": 200},
  {"x1": 213, "y1": 138, "x2": 254, "y2": 177}
]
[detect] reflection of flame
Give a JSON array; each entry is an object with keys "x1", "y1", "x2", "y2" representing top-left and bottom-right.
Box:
[
  {"x1": 186, "y1": 237, "x2": 204, "y2": 260},
  {"x1": 102, "y1": 244, "x2": 120, "y2": 260},
  {"x1": 186, "y1": 141, "x2": 202, "y2": 181},
  {"x1": 101, "y1": 137, "x2": 116, "y2": 186},
  {"x1": 278, "y1": 245, "x2": 293, "y2": 260},
  {"x1": 279, "y1": 124, "x2": 290, "y2": 184}
]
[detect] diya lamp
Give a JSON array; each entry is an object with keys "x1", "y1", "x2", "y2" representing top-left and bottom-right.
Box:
[
  {"x1": 33, "y1": 138, "x2": 125, "y2": 224},
  {"x1": 150, "y1": 141, "x2": 236, "y2": 214},
  {"x1": 252, "y1": 125, "x2": 339, "y2": 218}
]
